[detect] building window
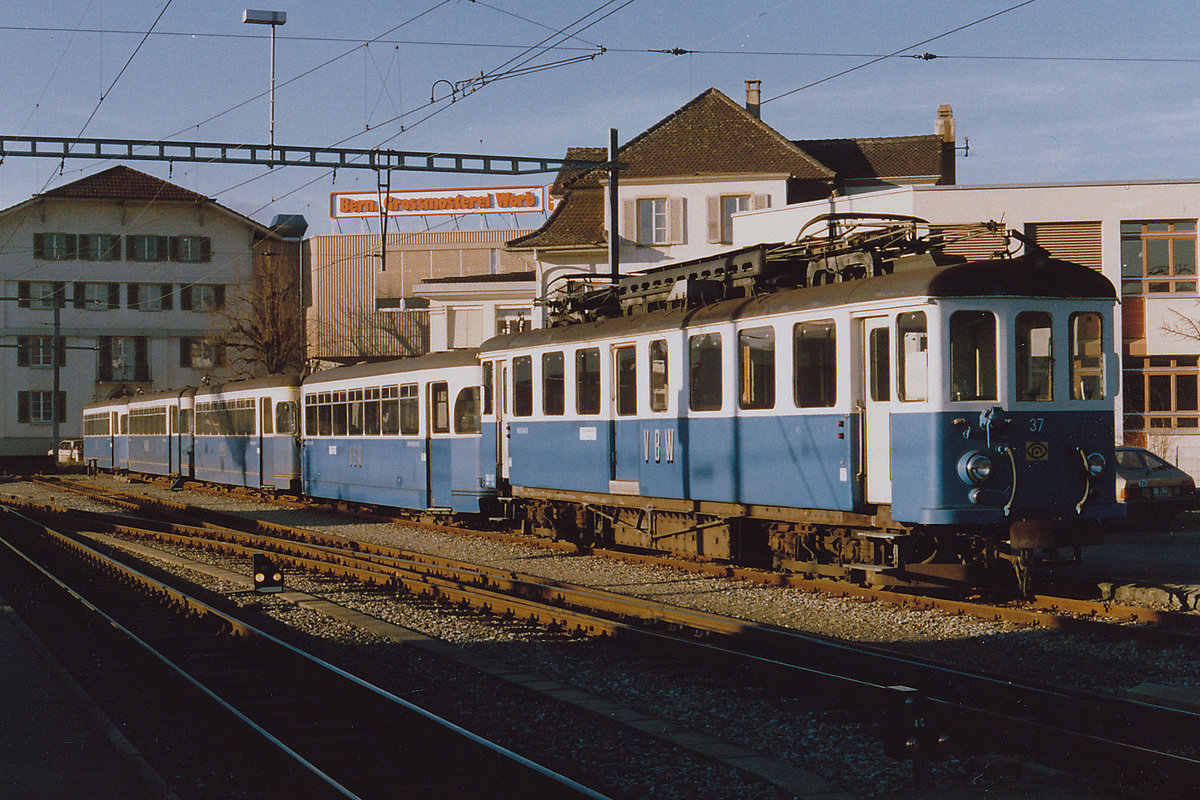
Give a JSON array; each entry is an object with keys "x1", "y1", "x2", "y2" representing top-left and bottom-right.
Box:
[
  {"x1": 720, "y1": 196, "x2": 750, "y2": 244},
  {"x1": 171, "y1": 236, "x2": 211, "y2": 263},
  {"x1": 180, "y1": 338, "x2": 224, "y2": 370},
  {"x1": 77, "y1": 282, "x2": 119, "y2": 310},
  {"x1": 129, "y1": 283, "x2": 173, "y2": 311},
  {"x1": 33, "y1": 233, "x2": 77, "y2": 261},
  {"x1": 99, "y1": 336, "x2": 149, "y2": 382},
  {"x1": 17, "y1": 391, "x2": 66, "y2": 424},
  {"x1": 19, "y1": 281, "x2": 62, "y2": 309},
  {"x1": 180, "y1": 284, "x2": 224, "y2": 311},
  {"x1": 127, "y1": 235, "x2": 168, "y2": 262},
  {"x1": 1123, "y1": 356, "x2": 1199, "y2": 430},
  {"x1": 1121, "y1": 220, "x2": 1197, "y2": 294},
  {"x1": 17, "y1": 336, "x2": 63, "y2": 368},
  {"x1": 79, "y1": 234, "x2": 121, "y2": 261},
  {"x1": 638, "y1": 198, "x2": 668, "y2": 245},
  {"x1": 495, "y1": 308, "x2": 530, "y2": 336}
]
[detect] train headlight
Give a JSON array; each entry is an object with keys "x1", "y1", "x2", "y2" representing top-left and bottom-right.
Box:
[
  {"x1": 1086, "y1": 452, "x2": 1106, "y2": 477},
  {"x1": 958, "y1": 452, "x2": 993, "y2": 485}
]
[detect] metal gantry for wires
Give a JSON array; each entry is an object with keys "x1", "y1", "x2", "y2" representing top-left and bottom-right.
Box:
[{"x1": 0, "y1": 134, "x2": 614, "y2": 176}]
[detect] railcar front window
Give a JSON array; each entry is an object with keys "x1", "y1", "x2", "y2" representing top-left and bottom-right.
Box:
[
  {"x1": 513, "y1": 355, "x2": 533, "y2": 417},
  {"x1": 481, "y1": 362, "x2": 493, "y2": 415},
  {"x1": 1071, "y1": 312, "x2": 1106, "y2": 400},
  {"x1": 542, "y1": 352, "x2": 565, "y2": 416},
  {"x1": 650, "y1": 340, "x2": 669, "y2": 412},
  {"x1": 615, "y1": 346, "x2": 637, "y2": 416},
  {"x1": 738, "y1": 327, "x2": 774, "y2": 410},
  {"x1": 897, "y1": 312, "x2": 927, "y2": 402},
  {"x1": 949, "y1": 311, "x2": 997, "y2": 402},
  {"x1": 689, "y1": 333, "x2": 723, "y2": 411},
  {"x1": 1016, "y1": 311, "x2": 1054, "y2": 401},
  {"x1": 794, "y1": 320, "x2": 836, "y2": 408},
  {"x1": 276, "y1": 401, "x2": 296, "y2": 435},
  {"x1": 454, "y1": 387, "x2": 481, "y2": 434},
  {"x1": 576, "y1": 348, "x2": 601, "y2": 415}
]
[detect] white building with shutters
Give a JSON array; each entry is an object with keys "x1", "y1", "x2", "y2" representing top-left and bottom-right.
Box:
[
  {"x1": 734, "y1": 180, "x2": 1200, "y2": 474},
  {"x1": 0, "y1": 165, "x2": 294, "y2": 463}
]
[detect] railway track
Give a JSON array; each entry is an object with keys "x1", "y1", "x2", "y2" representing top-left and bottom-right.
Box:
[
  {"x1": 0, "y1": 502, "x2": 611, "y2": 800},
  {"x1": 12, "y1": 476, "x2": 1200, "y2": 796}
]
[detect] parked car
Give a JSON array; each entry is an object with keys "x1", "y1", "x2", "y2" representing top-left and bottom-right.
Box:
[
  {"x1": 1114, "y1": 446, "x2": 1199, "y2": 522},
  {"x1": 47, "y1": 438, "x2": 84, "y2": 465}
]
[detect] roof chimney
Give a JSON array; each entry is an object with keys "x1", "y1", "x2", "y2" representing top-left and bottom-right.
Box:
[
  {"x1": 745, "y1": 80, "x2": 761, "y2": 119},
  {"x1": 936, "y1": 104, "x2": 956, "y2": 185},
  {"x1": 936, "y1": 104, "x2": 955, "y2": 143}
]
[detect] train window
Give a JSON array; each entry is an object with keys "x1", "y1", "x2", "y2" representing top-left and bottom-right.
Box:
[
  {"x1": 650, "y1": 340, "x2": 669, "y2": 412},
  {"x1": 120, "y1": 414, "x2": 127, "y2": 434},
  {"x1": 576, "y1": 348, "x2": 601, "y2": 415},
  {"x1": 170, "y1": 405, "x2": 178, "y2": 434},
  {"x1": 276, "y1": 402, "x2": 296, "y2": 435},
  {"x1": 1015, "y1": 311, "x2": 1053, "y2": 401},
  {"x1": 362, "y1": 389, "x2": 380, "y2": 436},
  {"x1": 482, "y1": 361, "x2": 493, "y2": 415},
  {"x1": 455, "y1": 387, "x2": 481, "y2": 434},
  {"x1": 543, "y1": 352, "x2": 565, "y2": 416},
  {"x1": 431, "y1": 383, "x2": 450, "y2": 433},
  {"x1": 1070, "y1": 312, "x2": 1105, "y2": 400},
  {"x1": 689, "y1": 333, "x2": 722, "y2": 411},
  {"x1": 868, "y1": 328, "x2": 890, "y2": 402},
  {"x1": 305, "y1": 398, "x2": 317, "y2": 436},
  {"x1": 180, "y1": 409, "x2": 192, "y2": 435},
  {"x1": 794, "y1": 320, "x2": 836, "y2": 408},
  {"x1": 513, "y1": 355, "x2": 533, "y2": 417},
  {"x1": 738, "y1": 327, "x2": 774, "y2": 410},
  {"x1": 615, "y1": 346, "x2": 638, "y2": 416},
  {"x1": 897, "y1": 312, "x2": 928, "y2": 402},
  {"x1": 319, "y1": 399, "x2": 332, "y2": 437},
  {"x1": 261, "y1": 397, "x2": 274, "y2": 435},
  {"x1": 332, "y1": 391, "x2": 348, "y2": 436},
  {"x1": 949, "y1": 311, "x2": 997, "y2": 402},
  {"x1": 399, "y1": 384, "x2": 419, "y2": 435},
  {"x1": 381, "y1": 386, "x2": 399, "y2": 436},
  {"x1": 348, "y1": 390, "x2": 364, "y2": 436}
]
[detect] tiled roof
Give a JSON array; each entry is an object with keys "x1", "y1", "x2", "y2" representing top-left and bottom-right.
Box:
[
  {"x1": 39, "y1": 165, "x2": 211, "y2": 202},
  {"x1": 508, "y1": 187, "x2": 607, "y2": 250},
  {"x1": 552, "y1": 147, "x2": 607, "y2": 195},
  {"x1": 795, "y1": 134, "x2": 944, "y2": 182}
]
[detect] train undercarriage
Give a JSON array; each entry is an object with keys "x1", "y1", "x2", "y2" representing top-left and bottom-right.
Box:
[{"x1": 511, "y1": 488, "x2": 1097, "y2": 593}]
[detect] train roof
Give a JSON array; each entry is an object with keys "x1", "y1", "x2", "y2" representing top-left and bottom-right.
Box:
[
  {"x1": 127, "y1": 387, "x2": 198, "y2": 405},
  {"x1": 480, "y1": 255, "x2": 1116, "y2": 352},
  {"x1": 193, "y1": 373, "x2": 302, "y2": 397},
  {"x1": 302, "y1": 349, "x2": 480, "y2": 387}
]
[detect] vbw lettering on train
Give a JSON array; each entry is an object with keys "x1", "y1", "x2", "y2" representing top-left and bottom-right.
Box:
[{"x1": 643, "y1": 429, "x2": 675, "y2": 463}]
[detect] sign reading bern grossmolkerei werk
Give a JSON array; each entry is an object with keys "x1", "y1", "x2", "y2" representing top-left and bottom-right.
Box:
[{"x1": 330, "y1": 185, "x2": 548, "y2": 219}]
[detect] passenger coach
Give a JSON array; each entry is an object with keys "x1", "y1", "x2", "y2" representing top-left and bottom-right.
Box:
[
  {"x1": 82, "y1": 396, "x2": 130, "y2": 471},
  {"x1": 301, "y1": 350, "x2": 491, "y2": 514},
  {"x1": 192, "y1": 376, "x2": 301, "y2": 490}
]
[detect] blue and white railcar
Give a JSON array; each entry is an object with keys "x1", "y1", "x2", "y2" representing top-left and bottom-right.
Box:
[
  {"x1": 127, "y1": 389, "x2": 194, "y2": 477},
  {"x1": 301, "y1": 350, "x2": 491, "y2": 514},
  {"x1": 481, "y1": 254, "x2": 1122, "y2": 585},
  {"x1": 192, "y1": 375, "x2": 301, "y2": 490},
  {"x1": 82, "y1": 396, "x2": 129, "y2": 471}
]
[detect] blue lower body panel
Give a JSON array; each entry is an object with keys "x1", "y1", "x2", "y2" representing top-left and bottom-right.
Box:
[
  {"x1": 194, "y1": 435, "x2": 262, "y2": 488},
  {"x1": 127, "y1": 435, "x2": 172, "y2": 476}
]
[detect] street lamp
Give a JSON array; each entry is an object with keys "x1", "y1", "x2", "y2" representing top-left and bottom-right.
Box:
[{"x1": 242, "y1": 9, "x2": 287, "y2": 151}]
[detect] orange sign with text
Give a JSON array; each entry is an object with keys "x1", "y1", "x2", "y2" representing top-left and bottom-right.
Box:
[{"x1": 330, "y1": 186, "x2": 547, "y2": 218}]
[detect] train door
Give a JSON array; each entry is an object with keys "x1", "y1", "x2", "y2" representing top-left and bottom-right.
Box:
[
  {"x1": 427, "y1": 381, "x2": 452, "y2": 509},
  {"x1": 493, "y1": 361, "x2": 509, "y2": 486},
  {"x1": 260, "y1": 396, "x2": 273, "y2": 490},
  {"x1": 169, "y1": 403, "x2": 179, "y2": 476},
  {"x1": 861, "y1": 316, "x2": 892, "y2": 504},
  {"x1": 610, "y1": 343, "x2": 640, "y2": 488}
]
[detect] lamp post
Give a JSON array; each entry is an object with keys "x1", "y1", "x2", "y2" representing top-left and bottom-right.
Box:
[{"x1": 242, "y1": 10, "x2": 287, "y2": 151}]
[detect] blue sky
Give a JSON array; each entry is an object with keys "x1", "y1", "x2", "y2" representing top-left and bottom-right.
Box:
[{"x1": 2, "y1": 1, "x2": 1197, "y2": 234}]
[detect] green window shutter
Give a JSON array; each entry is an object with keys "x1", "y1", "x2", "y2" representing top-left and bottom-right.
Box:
[
  {"x1": 200, "y1": 237, "x2": 212, "y2": 262},
  {"x1": 33, "y1": 233, "x2": 45, "y2": 260},
  {"x1": 17, "y1": 392, "x2": 29, "y2": 423},
  {"x1": 73, "y1": 282, "x2": 85, "y2": 309},
  {"x1": 57, "y1": 391, "x2": 67, "y2": 423},
  {"x1": 57, "y1": 337, "x2": 66, "y2": 367},
  {"x1": 107, "y1": 283, "x2": 121, "y2": 309},
  {"x1": 214, "y1": 285, "x2": 225, "y2": 310},
  {"x1": 127, "y1": 284, "x2": 140, "y2": 310},
  {"x1": 98, "y1": 338, "x2": 112, "y2": 381},
  {"x1": 160, "y1": 284, "x2": 173, "y2": 310},
  {"x1": 16, "y1": 337, "x2": 29, "y2": 367},
  {"x1": 18, "y1": 282, "x2": 30, "y2": 308},
  {"x1": 180, "y1": 338, "x2": 191, "y2": 368},
  {"x1": 168, "y1": 236, "x2": 180, "y2": 262},
  {"x1": 180, "y1": 285, "x2": 193, "y2": 310}
]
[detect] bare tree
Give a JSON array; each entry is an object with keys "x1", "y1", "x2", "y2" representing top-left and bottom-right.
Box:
[{"x1": 215, "y1": 243, "x2": 306, "y2": 375}]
